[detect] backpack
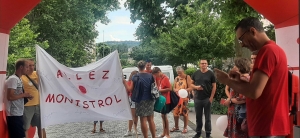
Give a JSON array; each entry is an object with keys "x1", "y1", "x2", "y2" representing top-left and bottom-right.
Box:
[
  {"x1": 131, "y1": 74, "x2": 144, "y2": 103},
  {"x1": 154, "y1": 95, "x2": 166, "y2": 113},
  {"x1": 169, "y1": 91, "x2": 180, "y2": 111}
]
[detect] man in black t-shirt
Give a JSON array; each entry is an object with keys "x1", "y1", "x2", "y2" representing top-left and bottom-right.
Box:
[{"x1": 191, "y1": 59, "x2": 216, "y2": 138}]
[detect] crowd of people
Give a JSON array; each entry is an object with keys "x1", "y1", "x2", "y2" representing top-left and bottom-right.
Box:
[
  {"x1": 3, "y1": 16, "x2": 291, "y2": 138},
  {"x1": 121, "y1": 17, "x2": 291, "y2": 138},
  {"x1": 121, "y1": 59, "x2": 216, "y2": 138}
]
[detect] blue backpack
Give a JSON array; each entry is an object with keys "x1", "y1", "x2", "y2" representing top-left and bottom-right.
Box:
[{"x1": 131, "y1": 74, "x2": 144, "y2": 103}]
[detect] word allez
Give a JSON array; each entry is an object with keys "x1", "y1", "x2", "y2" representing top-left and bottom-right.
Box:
[{"x1": 56, "y1": 70, "x2": 109, "y2": 80}]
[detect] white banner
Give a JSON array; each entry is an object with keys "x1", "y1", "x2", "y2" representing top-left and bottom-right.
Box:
[{"x1": 36, "y1": 45, "x2": 131, "y2": 128}]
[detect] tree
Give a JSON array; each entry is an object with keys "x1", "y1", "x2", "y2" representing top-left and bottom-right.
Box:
[
  {"x1": 125, "y1": 0, "x2": 190, "y2": 42},
  {"x1": 265, "y1": 24, "x2": 276, "y2": 41},
  {"x1": 26, "y1": 0, "x2": 119, "y2": 67},
  {"x1": 130, "y1": 1, "x2": 235, "y2": 66},
  {"x1": 7, "y1": 18, "x2": 49, "y2": 75},
  {"x1": 209, "y1": 0, "x2": 262, "y2": 58},
  {"x1": 108, "y1": 43, "x2": 129, "y2": 54},
  {"x1": 129, "y1": 46, "x2": 161, "y2": 64},
  {"x1": 95, "y1": 43, "x2": 111, "y2": 60}
]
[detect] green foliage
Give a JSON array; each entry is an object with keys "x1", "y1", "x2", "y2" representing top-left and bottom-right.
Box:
[
  {"x1": 185, "y1": 67, "x2": 197, "y2": 76},
  {"x1": 159, "y1": 3, "x2": 235, "y2": 60},
  {"x1": 96, "y1": 43, "x2": 111, "y2": 60},
  {"x1": 211, "y1": 71, "x2": 228, "y2": 115},
  {"x1": 108, "y1": 43, "x2": 129, "y2": 54},
  {"x1": 264, "y1": 24, "x2": 276, "y2": 41},
  {"x1": 125, "y1": 0, "x2": 175, "y2": 41},
  {"x1": 211, "y1": 0, "x2": 261, "y2": 29},
  {"x1": 129, "y1": 1, "x2": 235, "y2": 66},
  {"x1": 7, "y1": 18, "x2": 49, "y2": 75},
  {"x1": 26, "y1": 0, "x2": 119, "y2": 67},
  {"x1": 126, "y1": 0, "x2": 266, "y2": 65},
  {"x1": 211, "y1": 101, "x2": 227, "y2": 115},
  {"x1": 104, "y1": 41, "x2": 140, "y2": 47},
  {"x1": 120, "y1": 53, "x2": 129, "y2": 59},
  {"x1": 210, "y1": 0, "x2": 262, "y2": 58},
  {"x1": 120, "y1": 59, "x2": 134, "y2": 69},
  {"x1": 210, "y1": 58, "x2": 228, "y2": 115},
  {"x1": 96, "y1": 42, "x2": 134, "y2": 68},
  {"x1": 129, "y1": 46, "x2": 165, "y2": 65}
]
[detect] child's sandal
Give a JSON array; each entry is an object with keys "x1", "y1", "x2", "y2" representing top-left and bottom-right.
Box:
[{"x1": 91, "y1": 129, "x2": 96, "y2": 133}]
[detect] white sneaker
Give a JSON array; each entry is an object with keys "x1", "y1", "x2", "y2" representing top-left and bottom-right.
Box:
[
  {"x1": 134, "y1": 131, "x2": 141, "y2": 135},
  {"x1": 124, "y1": 130, "x2": 133, "y2": 137}
]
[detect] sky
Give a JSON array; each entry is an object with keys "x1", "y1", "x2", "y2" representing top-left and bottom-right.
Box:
[{"x1": 95, "y1": 0, "x2": 140, "y2": 42}]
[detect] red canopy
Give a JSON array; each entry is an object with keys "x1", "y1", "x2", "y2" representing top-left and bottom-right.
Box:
[
  {"x1": 0, "y1": 0, "x2": 41, "y2": 34},
  {"x1": 244, "y1": 0, "x2": 299, "y2": 29}
]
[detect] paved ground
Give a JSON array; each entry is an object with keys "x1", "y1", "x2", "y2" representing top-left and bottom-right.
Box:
[
  {"x1": 34, "y1": 112, "x2": 198, "y2": 138},
  {"x1": 188, "y1": 110, "x2": 224, "y2": 138}
]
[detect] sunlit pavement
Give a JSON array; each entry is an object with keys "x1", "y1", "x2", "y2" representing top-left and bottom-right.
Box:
[{"x1": 34, "y1": 112, "x2": 198, "y2": 138}]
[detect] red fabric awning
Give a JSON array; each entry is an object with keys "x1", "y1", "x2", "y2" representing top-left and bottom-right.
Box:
[
  {"x1": 0, "y1": 0, "x2": 41, "y2": 34},
  {"x1": 244, "y1": 0, "x2": 299, "y2": 29}
]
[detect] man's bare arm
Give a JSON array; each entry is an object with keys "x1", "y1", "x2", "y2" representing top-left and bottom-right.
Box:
[
  {"x1": 7, "y1": 88, "x2": 26, "y2": 101},
  {"x1": 210, "y1": 83, "x2": 216, "y2": 99},
  {"x1": 160, "y1": 88, "x2": 172, "y2": 93},
  {"x1": 190, "y1": 80, "x2": 198, "y2": 89},
  {"x1": 190, "y1": 80, "x2": 203, "y2": 90},
  {"x1": 124, "y1": 79, "x2": 134, "y2": 92}
]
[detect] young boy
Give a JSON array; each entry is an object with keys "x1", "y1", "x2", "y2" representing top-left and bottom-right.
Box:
[{"x1": 91, "y1": 121, "x2": 105, "y2": 133}]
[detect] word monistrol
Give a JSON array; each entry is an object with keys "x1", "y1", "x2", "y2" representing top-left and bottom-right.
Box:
[{"x1": 45, "y1": 94, "x2": 122, "y2": 109}]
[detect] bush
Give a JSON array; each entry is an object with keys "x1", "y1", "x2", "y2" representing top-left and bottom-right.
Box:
[
  {"x1": 211, "y1": 101, "x2": 228, "y2": 115},
  {"x1": 210, "y1": 58, "x2": 230, "y2": 115},
  {"x1": 209, "y1": 77, "x2": 228, "y2": 115},
  {"x1": 120, "y1": 59, "x2": 133, "y2": 68},
  {"x1": 185, "y1": 67, "x2": 197, "y2": 76}
]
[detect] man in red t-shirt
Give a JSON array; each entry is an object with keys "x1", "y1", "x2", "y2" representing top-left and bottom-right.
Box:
[{"x1": 214, "y1": 17, "x2": 289, "y2": 137}]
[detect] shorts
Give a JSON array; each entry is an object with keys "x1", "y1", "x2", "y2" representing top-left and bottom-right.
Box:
[
  {"x1": 94, "y1": 121, "x2": 104, "y2": 124},
  {"x1": 129, "y1": 97, "x2": 136, "y2": 108},
  {"x1": 136, "y1": 100, "x2": 155, "y2": 117},
  {"x1": 23, "y1": 105, "x2": 41, "y2": 130},
  {"x1": 7, "y1": 116, "x2": 25, "y2": 138},
  {"x1": 161, "y1": 104, "x2": 171, "y2": 115}
]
